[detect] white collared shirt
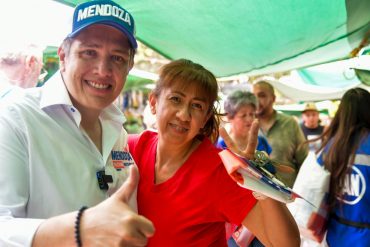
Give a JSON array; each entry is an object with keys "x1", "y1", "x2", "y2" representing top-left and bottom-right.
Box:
[
  {"x1": 0, "y1": 72, "x2": 136, "y2": 246},
  {"x1": 0, "y1": 73, "x2": 16, "y2": 98}
]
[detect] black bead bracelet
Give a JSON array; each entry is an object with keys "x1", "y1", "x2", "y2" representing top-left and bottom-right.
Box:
[{"x1": 74, "y1": 206, "x2": 88, "y2": 247}]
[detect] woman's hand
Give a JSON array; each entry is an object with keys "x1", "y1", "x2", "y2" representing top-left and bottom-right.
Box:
[{"x1": 219, "y1": 119, "x2": 259, "y2": 160}]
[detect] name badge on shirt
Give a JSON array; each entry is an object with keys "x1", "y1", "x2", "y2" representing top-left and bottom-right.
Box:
[{"x1": 111, "y1": 150, "x2": 135, "y2": 170}]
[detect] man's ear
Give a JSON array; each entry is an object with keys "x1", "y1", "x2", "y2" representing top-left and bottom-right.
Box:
[
  {"x1": 24, "y1": 55, "x2": 37, "y2": 73},
  {"x1": 25, "y1": 55, "x2": 35, "y2": 67},
  {"x1": 58, "y1": 46, "x2": 66, "y2": 72},
  {"x1": 127, "y1": 50, "x2": 135, "y2": 72},
  {"x1": 128, "y1": 57, "x2": 134, "y2": 71}
]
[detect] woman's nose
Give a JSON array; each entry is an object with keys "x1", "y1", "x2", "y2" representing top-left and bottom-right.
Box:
[{"x1": 176, "y1": 105, "x2": 191, "y2": 121}]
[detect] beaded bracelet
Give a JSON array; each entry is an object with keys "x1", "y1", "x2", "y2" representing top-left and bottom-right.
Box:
[{"x1": 75, "y1": 206, "x2": 88, "y2": 247}]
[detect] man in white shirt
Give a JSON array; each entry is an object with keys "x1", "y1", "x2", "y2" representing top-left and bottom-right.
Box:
[
  {"x1": 0, "y1": 43, "x2": 44, "y2": 97},
  {"x1": 0, "y1": 1, "x2": 154, "y2": 246}
]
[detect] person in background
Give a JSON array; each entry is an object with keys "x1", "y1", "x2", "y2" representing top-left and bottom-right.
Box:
[
  {"x1": 300, "y1": 102, "x2": 325, "y2": 151},
  {"x1": 0, "y1": 1, "x2": 154, "y2": 246},
  {"x1": 143, "y1": 101, "x2": 158, "y2": 130},
  {"x1": 128, "y1": 59, "x2": 300, "y2": 247},
  {"x1": 217, "y1": 90, "x2": 271, "y2": 155},
  {"x1": 0, "y1": 43, "x2": 44, "y2": 95},
  {"x1": 124, "y1": 109, "x2": 146, "y2": 134},
  {"x1": 217, "y1": 89, "x2": 272, "y2": 247},
  {"x1": 316, "y1": 87, "x2": 370, "y2": 247},
  {"x1": 252, "y1": 80, "x2": 308, "y2": 188}
]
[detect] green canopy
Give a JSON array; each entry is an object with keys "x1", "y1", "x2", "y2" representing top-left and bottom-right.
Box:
[
  {"x1": 57, "y1": 0, "x2": 370, "y2": 77},
  {"x1": 124, "y1": 75, "x2": 154, "y2": 92}
]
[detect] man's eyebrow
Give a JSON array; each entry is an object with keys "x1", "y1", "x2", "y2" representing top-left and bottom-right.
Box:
[
  {"x1": 78, "y1": 42, "x2": 130, "y2": 56},
  {"x1": 79, "y1": 42, "x2": 100, "y2": 48}
]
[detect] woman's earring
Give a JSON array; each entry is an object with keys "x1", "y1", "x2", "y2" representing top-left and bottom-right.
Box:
[{"x1": 151, "y1": 107, "x2": 156, "y2": 114}]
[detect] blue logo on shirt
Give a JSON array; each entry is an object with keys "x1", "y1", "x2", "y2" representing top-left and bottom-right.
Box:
[{"x1": 341, "y1": 166, "x2": 366, "y2": 205}]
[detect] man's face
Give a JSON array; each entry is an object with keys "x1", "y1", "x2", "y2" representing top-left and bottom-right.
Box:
[
  {"x1": 302, "y1": 110, "x2": 320, "y2": 128},
  {"x1": 59, "y1": 24, "x2": 133, "y2": 113},
  {"x1": 252, "y1": 84, "x2": 275, "y2": 117}
]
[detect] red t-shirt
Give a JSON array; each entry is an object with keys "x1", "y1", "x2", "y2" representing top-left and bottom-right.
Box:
[{"x1": 128, "y1": 131, "x2": 256, "y2": 247}]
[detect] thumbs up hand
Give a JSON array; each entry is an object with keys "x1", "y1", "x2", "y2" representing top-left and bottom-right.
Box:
[{"x1": 80, "y1": 165, "x2": 155, "y2": 246}]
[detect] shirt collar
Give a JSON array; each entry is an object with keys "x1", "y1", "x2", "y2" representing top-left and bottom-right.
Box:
[{"x1": 40, "y1": 71, "x2": 73, "y2": 109}]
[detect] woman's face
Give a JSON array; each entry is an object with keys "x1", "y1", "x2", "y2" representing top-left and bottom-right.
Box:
[
  {"x1": 150, "y1": 81, "x2": 211, "y2": 146},
  {"x1": 229, "y1": 104, "x2": 255, "y2": 137}
]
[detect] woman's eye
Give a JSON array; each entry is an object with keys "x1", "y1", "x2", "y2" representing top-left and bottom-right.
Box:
[{"x1": 192, "y1": 103, "x2": 204, "y2": 110}]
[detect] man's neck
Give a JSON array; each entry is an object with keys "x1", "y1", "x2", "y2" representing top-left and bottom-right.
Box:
[
  {"x1": 78, "y1": 106, "x2": 103, "y2": 154},
  {"x1": 257, "y1": 109, "x2": 276, "y2": 134},
  {"x1": 304, "y1": 124, "x2": 319, "y2": 130},
  {"x1": 81, "y1": 117, "x2": 102, "y2": 154}
]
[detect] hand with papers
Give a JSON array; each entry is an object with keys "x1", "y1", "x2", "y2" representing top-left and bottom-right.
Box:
[
  {"x1": 219, "y1": 148, "x2": 303, "y2": 203},
  {"x1": 219, "y1": 123, "x2": 305, "y2": 204}
]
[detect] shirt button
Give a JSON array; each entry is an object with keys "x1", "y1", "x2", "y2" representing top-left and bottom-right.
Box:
[{"x1": 70, "y1": 108, "x2": 75, "y2": 112}]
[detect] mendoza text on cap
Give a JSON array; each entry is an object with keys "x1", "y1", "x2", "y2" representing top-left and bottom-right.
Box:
[{"x1": 68, "y1": 0, "x2": 137, "y2": 49}]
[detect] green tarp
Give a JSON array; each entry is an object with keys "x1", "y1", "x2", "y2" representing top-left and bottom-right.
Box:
[{"x1": 56, "y1": 0, "x2": 370, "y2": 77}]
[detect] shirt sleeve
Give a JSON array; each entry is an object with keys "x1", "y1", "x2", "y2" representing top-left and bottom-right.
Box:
[
  {"x1": 0, "y1": 105, "x2": 42, "y2": 246},
  {"x1": 127, "y1": 133, "x2": 140, "y2": 156},
  {"x1": 293, "y1": 119, "x2": 309, "y2": 169},
  {"x1": 216, "y1": 164, "x2": 257, "y2": 224},
  {"x1": 0, "y1": 215, "x2": 44, "y2": 246}
]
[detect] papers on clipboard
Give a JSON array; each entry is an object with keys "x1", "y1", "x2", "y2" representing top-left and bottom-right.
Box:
[{"x1": 219, "y1": 149, "x2": 310, "y2": 204}]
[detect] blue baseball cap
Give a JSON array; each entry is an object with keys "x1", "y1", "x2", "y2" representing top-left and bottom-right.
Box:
[{"x1": 68, "y1": 0, "x2": 137, "y2": 49}]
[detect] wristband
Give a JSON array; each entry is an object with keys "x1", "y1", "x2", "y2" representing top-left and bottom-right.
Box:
[{"x1": 75, "y1": 206, "x2": 88, "y2": 247}]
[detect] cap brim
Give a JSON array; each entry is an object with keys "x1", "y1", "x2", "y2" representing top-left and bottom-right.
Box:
[
  {"x1": 302, "y1": 109, "x2": 318, "y2": 112},
  {"x1": 67, "y1": 21, "x2": 138, "y2": 49}
]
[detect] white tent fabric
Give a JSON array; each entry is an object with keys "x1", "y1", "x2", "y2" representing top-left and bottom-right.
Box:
[
  {"x1": 271, "y1": 60, "x2": 370, "y2": 102},
  {"x1": 0, "y1": 0, "x2": 73, "y2": 48},
  {"x1": 1, "y1": 0, "x2": 368, "y2": 103}
]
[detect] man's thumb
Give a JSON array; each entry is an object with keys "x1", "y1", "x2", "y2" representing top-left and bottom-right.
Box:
[{"x1": 114, "y1": 165, "x2": 139, "y2": 202}]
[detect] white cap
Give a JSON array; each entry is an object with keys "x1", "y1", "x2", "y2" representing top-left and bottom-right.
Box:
[{"x1": 351, "y1": 45, "x2": 370, "y2": 71}]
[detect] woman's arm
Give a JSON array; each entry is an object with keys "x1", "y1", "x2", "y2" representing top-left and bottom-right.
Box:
[
  {"x1": 220, "y1": 119, "x2": 300, "y2": 247},
  {"x1": 242, "y1": 199, "x2": 300, "y2": 247}
]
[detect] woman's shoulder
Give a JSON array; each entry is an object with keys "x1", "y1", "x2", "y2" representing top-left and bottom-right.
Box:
[
  {"x1": 197, "y1": 137, "x2": 223, "y2": 160},
  {"x1": 128, "y1": 130, "x2": 157, "y2": 152},
  {"x1": 357, "y1": 131, "x2": 370, "y2": 154}
]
